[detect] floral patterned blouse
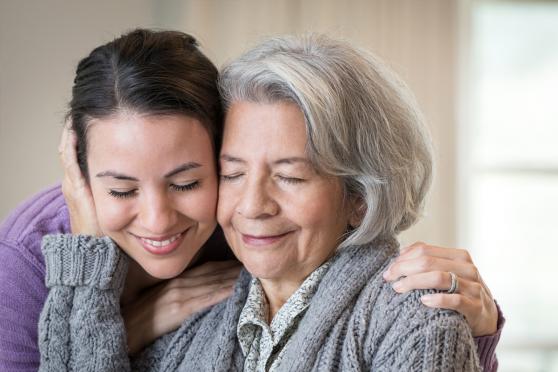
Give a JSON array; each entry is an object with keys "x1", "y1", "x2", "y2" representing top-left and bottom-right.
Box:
[{"x1": 236, "y1": 261, "x2": 332, "y2": 372}]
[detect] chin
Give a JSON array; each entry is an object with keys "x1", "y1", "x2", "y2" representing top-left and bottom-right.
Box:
[
  {"x1": 141, "y1": 260, "x2": 188, "y2": 280},
  {"x1": 241, "y1": 257, "x2": 286, "y2": 280}
]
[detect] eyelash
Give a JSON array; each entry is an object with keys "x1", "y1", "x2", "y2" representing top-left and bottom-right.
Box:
[
  {"x1": 219, "y1": 174, "x2": 305, "y2": 185},
  {"x1": 220, "y1": 174, "x2": 242, "y2": 182},
  {"x1": 171, "y1": 181, "x2": 200, "y2": 192},
  {"x1": 278, "y1": 176, "x2": 305, "y2": 184},
  {"x1": 108, "y1": 189, "x2": 136, "y2": 199},
  {"x1": 107, "y1": 182, "x2": 200, "y2": 199}
]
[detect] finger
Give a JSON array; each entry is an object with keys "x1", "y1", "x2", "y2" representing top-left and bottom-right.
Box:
[
  {"x1": 171, "y1": 269, "x2": 241, "y2": 289},
  {"x1": 392, "y1": 272, "x2": 481, "y2": 299},
  {"x1": 398, "y1": 242, "x2": 472, "y2": 263},
  {"x1": 180, "y1": 285, "x2": 234, "y2": 314},
  {"x1": 163, "y1": 279, "x2": 236, "y2": 303},
  {"x1": 58, "y1": 121, "x2": 69, "y2": 156},
  {"x1": 383, "y1": 256, "x2": 478, "y2": 282},
  {"x1": 63, "y1": 129, "x2": 82, "y2": 181},
  {"x1": 181, "y1": 260, "x2": 242, "y2": 278},
  {"x1": 420, "y1": 292, "x2": 478, "y2": 321}
]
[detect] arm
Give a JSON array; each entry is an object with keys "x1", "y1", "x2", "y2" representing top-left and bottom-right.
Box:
[
  {"x1": 0, "y1": 240, "x2": 47, "y2": 372},
  {"x1": 383, "y1": 242, "x2": 503, "y2": 371},
  {"x1": 38, "y1": 234, "x2": 131, "y2": 372}
]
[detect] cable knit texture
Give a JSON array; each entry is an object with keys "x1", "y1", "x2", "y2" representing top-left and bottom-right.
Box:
[
  {"x1": 39, "y1": 234, "x2": 481, "y2": 371},
  {"x1": 39, "y1": 235, "x2": 129, "y2": 372}
]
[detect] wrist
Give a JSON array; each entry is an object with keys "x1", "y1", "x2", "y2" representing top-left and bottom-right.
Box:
[{"x1": 42, "y1": 234, "x2": 128, "y2": 291}]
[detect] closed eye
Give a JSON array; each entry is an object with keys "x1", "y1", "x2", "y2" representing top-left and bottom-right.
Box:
[
  {"x1": 108, "y1": 189, "x2": 137, "y2": 199},
  {"x1": 171, "y1": 181, "x2": 200, "y2": 192},
  {"x1": 277, "y1": 175, "x2": 305, "y2": 184},
  {"x1": 220, "y1": 173, "x2": 243, "y2": 182}
]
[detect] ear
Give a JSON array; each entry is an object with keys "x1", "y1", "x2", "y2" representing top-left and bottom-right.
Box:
[{"x1": 348, "y1": 197, "x2": 366, "y2": 228}]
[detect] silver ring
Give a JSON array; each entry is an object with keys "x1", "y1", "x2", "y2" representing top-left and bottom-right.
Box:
[{"x1": 447, "y1": 272, "x2": 459, "y2": 294}]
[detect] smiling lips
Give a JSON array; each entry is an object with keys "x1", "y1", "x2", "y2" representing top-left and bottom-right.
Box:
[
  {"x1": 241, "y1": 231, "x2": 293, "y2": 246},
  {"x1": 135, "y1": 230, "x2": 187, "y2": 255}
]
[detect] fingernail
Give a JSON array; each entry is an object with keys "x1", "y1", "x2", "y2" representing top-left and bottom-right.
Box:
[{"x1": 392, "y1": 281, "x2": 403, "y2": 292}]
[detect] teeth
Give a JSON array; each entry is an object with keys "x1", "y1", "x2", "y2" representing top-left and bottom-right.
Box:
[{"x1": 141, "y1": 233, "x2": 181, "y2": 248}]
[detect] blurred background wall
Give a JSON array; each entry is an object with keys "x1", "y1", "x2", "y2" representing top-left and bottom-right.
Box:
[
  {"x1": 0, "y1": 0, "x2": 459, "y2": 247},
  {"x1": 1, "y1": 1, "x2": 557, "y2": 370}
]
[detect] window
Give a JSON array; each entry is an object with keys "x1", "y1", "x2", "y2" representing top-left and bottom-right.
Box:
[{"x1": 462, "y1": 1, "x2": 558, "y2": 370}]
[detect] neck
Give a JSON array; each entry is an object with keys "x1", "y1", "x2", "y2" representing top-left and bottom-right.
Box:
[
  {"x1": 260, "y1": 278, "x2": 303, "y2": 322},
  {"x1": 120, "y1": 259, "x2": 161, "y2": 306}
]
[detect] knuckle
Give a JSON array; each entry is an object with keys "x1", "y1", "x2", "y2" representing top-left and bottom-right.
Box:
[
  {"x1": 470, "y1": 282, "x2": 483, "y2": 297},
  {"x1": 165, "y1": 288, "x2": 185, "y2": 303},
  {"x1": 470, "y1": 266, "x2": 481, "y2": 282},
  {"x1": 167, "y1": 302, "x2": 184, "y2": 317},
  {"x1": 435, "y1": 271, "x2": 446, "y2": 287},
  {"x1": 458, "y1": 249, "x2": 473, "y2": 263},
  {"x1": 411, "y1": 241, "x2": 426, "y2": 252}
]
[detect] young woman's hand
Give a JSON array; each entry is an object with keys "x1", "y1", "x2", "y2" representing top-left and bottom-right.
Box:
[
  {"x1": 122, "y1": 260, "x2": 242, "y2": 354},
  {"x1": 383, "y1": 242, "x2": 498, "y2": 337},
  {"x1": 58, "y1": 121, "x2": 102, "y2": 236}
]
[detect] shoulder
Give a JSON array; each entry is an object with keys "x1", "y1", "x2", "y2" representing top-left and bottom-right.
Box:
[
  {"x1": 356, "y1": 268, "x2": 479, "y2": 370},
  {"x1": 0, "y1": 184, "x2": 69, "y2": 271}
]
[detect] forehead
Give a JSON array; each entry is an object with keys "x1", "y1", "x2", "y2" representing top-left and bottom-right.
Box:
[
  {"x1": 221, "y1": 101, "x2": 308, "y2": 159},
  {"x1": 86, "y1": 113, "x2": 214, "y2": 168}
]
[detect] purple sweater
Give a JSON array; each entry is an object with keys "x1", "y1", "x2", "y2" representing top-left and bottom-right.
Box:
[{"x1": 0, "y1": 186, "x2": 504, "y2": 371}]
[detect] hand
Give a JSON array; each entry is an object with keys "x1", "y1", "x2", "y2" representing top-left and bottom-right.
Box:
[
  {"x1": 383, "y1": 242, "x2": 498, "y2": 337},
  {"x1": 58, "y1": 121, "x2": 102, "y2": 236},
  {"x1": 122, "y1": 260, "x2": 242, "y2": 354}
]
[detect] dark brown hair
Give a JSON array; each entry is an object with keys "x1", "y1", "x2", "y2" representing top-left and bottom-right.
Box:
[{"x1": 69, "y1": 29, "x2": 222, "y2": 178}]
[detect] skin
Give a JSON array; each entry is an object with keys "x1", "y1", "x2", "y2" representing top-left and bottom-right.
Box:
[
  {"x1": 86, "y1": 113, "x2": 218, "y2": 281},
  {"x1": 59, "y1": 114, "x2": 241, "y2": 353},
  {"x1": 217, "y1": 101, "x2": 355, "y2": 319}
]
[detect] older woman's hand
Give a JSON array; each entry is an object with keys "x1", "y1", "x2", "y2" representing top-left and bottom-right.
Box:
[
  {"x1": 59, "y1": 121, "x2": 102, "y2": 236},
  {"x1": 382, "y1": 242, "x2": 498, "y2": 337}
]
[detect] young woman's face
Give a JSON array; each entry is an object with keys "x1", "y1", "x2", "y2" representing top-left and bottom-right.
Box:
[{"x1": 86, "y1": 113, "x2": 218, "y2": 279}]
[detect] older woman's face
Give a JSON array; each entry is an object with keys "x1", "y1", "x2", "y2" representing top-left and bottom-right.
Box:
[{"x1": 218, "y1": 101, "x2": 351, "y2": 284}]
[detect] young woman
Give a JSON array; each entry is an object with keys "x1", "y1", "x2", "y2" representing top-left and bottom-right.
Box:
[{"x1": 0, "y1": 29, "x2": 502, "y2": 371}]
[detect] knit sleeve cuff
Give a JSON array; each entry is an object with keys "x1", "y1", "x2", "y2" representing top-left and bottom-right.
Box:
[
  {"x1": 42, "y1": 234, "x2": 128, "y2": 291},
  {"x1": 474, "y1": 300, "x2": 505, "y2": 372}
]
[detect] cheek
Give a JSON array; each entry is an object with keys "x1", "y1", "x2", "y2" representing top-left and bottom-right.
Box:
[
  {"x1": 178, "y1": 181, "x2": 219, "y2": 224},
  {"x1": 94, "y1": 196, "x2": 134, "y2": 234},
  {"x1": 291, "y1": 189, "x2": 347, "y2": 237},
  {"x1": 216, "y1": 186, "x2": 235, "y2": 226},
  {"x1": 90, "y1": 185, "x2": 134, "y2": 234}
]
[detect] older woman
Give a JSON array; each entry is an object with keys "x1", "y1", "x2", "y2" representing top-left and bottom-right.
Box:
[{"x1": 39, "y1": 34, "x2": 490, "y2": 371}]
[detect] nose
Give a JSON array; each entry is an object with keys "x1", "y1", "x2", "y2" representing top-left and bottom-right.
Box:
[
  {"x1": 138, "y1": 189, "x2": 178, "y2": 235},
  {"x1": 236, "y1": 177, "x2": 279, "y2": 219}
]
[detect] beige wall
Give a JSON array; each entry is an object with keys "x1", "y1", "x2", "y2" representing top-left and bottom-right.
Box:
[{"x1": 0, "y1": 0, "x2": 460, "y2": 247}]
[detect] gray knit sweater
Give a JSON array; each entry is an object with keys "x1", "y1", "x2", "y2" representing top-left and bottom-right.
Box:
[{"x1": 38, "y1": 235, "x2": 480, "y2": 371}]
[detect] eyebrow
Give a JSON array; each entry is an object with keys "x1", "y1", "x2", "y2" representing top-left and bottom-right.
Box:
[
  {"x1": 273, "y1": 157, "x2": 309, "y2": 166},
  {"x1": 219, "y1": 154, "x2": 245, "y2": 164},
  {"x1": 95, "y1": 162, "x2": 202, "y2": 180},
  {"x1": 220, "y1": 154, "x2": 309, "y2": 166},
  {"x1": 95, "y1": 171, "x2": 138, "y2": 181}
]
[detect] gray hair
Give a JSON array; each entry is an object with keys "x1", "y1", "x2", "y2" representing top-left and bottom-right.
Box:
[{"x1": 219, "y1": 34, "x2": 433, "y2": 247}]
